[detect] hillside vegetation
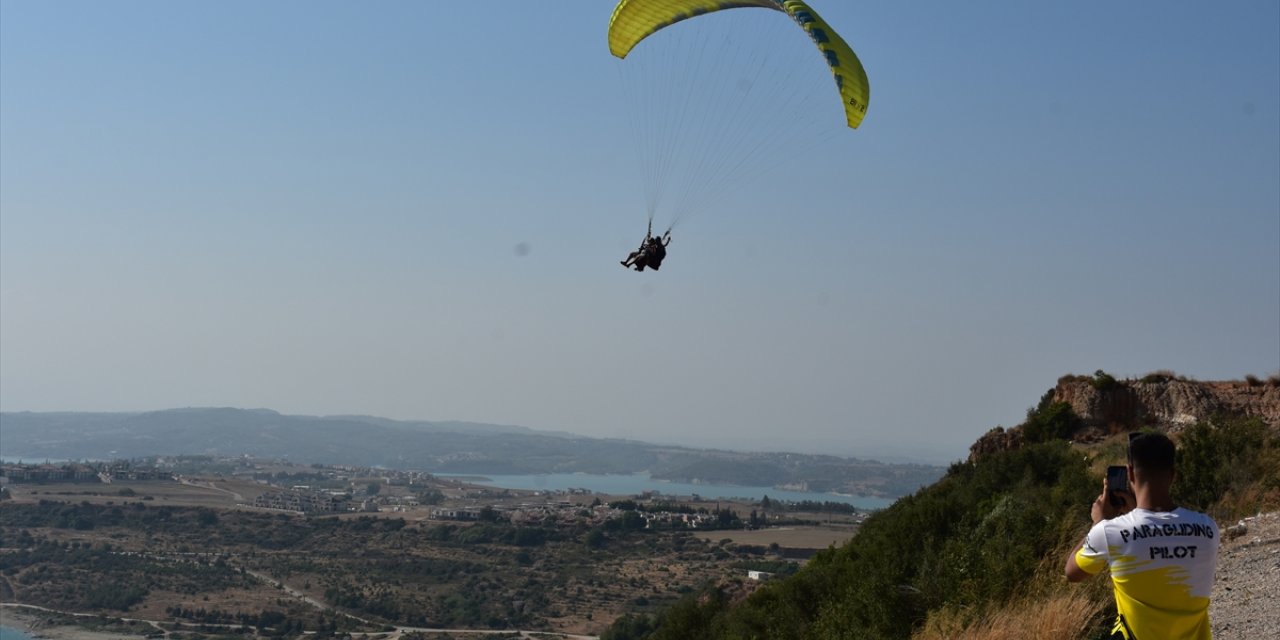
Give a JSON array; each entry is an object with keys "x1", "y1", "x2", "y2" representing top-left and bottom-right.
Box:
[
  {"x1": 0, "y1": 500, "x2": 740, "y2": 634},
  {"x1": 603, "y1": 373, "x2": 1280, "y2": 640}
]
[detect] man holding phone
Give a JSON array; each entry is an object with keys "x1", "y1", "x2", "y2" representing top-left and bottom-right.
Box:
[{"x1": 1065, "y1": 432, "x2": 1219, "y2": 639}]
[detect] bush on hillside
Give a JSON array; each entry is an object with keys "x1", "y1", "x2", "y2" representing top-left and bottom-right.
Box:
[
  {"x1": 1174, "y1": 417, "x2": 1280, "y2": 518},
  {"x1": 1139, "y1": 369, "x2": 1185, "y2": 384},
  {"x1": 1023, "y1": 402, "x2": 1084, "y2": 444},
  {"x1": 1089, "y1": 369, "x2": 1120, "y2": 391},
  {"x1": 606, "y1": 442, "x2": 1097, "y2": 640}
]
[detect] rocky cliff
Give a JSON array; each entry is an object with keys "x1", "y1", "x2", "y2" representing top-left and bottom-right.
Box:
[{"x1": 970, "y1": 373, "x2": 1280, "y2": 461}]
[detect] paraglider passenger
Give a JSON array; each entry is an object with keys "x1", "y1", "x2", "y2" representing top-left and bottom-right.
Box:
[
  {"x1": 620, "y1": 231, "x2": 670, "y2": 272},
  {"x1": 621, "y1": 241, "x2": 649, "y2": 270}
]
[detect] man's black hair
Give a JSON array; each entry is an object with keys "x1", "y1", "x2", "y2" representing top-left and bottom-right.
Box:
[{"x1": 1130, "y1": 432, "x2": 1176, "y2": 475}]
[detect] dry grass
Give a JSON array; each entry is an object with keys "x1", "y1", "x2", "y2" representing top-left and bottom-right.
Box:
[
  {"x1": 912, "y1": 540, "x2": 1113, "y2": 640},
  {"x1": 1212, "y1": 482, "x2": 1280, "y2": 521},
  {"x1": 912, "y1": 587, "x2": 1108, "y2": 640},
  {"x1": 9, "y1": 480, "x2": 243, "y2": 508}
]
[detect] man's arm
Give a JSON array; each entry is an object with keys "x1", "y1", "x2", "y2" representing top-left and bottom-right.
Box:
[
  {"x1": 1065, "y1": 541, "x2": 1094, "y2": 582},
  {"x1": 1065, "y1": 478, "x2": 1134, "y2": 582},
  {"x1": 1065, "y1": 497, "x2": 1104, "y2": 583}
]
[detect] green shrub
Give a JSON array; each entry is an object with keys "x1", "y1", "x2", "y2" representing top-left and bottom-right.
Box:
[
  {"x1": 607, "y1": 442, "x2": 1096, "y2": 640},
  {"x1": 1023, "y1": 402, "x2": 1083, "y2": 443},
  {"x1": 1174, "y1": 417, "x2": 1280, "y2": 518},
  {"x1": 1139, "y1": 370, "x2": 1183, "y2": 384},
  {"x1": 1089, "y1": 369, "x2": 1119, "y2": 391},
  {"x1": 601, "y1": 613, "x2": 659, "y2": 640}
]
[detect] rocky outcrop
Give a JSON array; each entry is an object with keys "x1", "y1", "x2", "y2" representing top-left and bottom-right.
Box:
[
  {"x1": 970, "y1": 374, "x2": 1280, "y2": 461},
  {"x1": 1057, "y1": 377, "x2": 1280, "y2": 433},
  {"x1": 968, "y1": 426, "x2": 1025, "y2": 461}
]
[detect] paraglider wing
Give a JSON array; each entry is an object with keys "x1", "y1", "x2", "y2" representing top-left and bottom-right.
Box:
[{"x1": 608, "y1": 0, "x2": 869, "y2": 128}]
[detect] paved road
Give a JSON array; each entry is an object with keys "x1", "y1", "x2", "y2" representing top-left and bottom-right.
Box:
[
  {"x1": 4, "y1": 602, "x2": 180, "y2": 637},
  {"x1": 177, "y1": 477, "x2": 244, "y2": 502}
]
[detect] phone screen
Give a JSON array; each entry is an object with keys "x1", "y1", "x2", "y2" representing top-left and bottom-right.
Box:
[{"x1": 1107, "y1": 465, "x2": 1128, "y2": 507}]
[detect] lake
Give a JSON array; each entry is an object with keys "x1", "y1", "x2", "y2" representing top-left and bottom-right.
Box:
[
  {"x1": 439, "y1": 472, "x2": 894, "y2": 510},
  {"x1": 0, "y1": 626, "x2": 33, "y2": 640},
  {"x1": 0, "y1": 456, "x2": 69, "y2": 464}
]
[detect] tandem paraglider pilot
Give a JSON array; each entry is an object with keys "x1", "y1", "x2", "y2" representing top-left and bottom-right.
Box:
[
  {"x1": 1064, "y1": 432, "x2": 1219, "y2": 640},
  {"x1": 620, "y1": 228, "x2": 671, "y2": 272}
]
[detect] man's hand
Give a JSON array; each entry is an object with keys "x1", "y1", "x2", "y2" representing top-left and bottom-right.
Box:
[{"x1": 1090, "y1": 475, "x2": 1136, "y2": 524}]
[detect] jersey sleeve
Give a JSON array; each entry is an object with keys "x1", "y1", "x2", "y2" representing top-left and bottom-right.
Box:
[{"x1": 1073, "y1": 522, "x2": 1110, "y2": 575}]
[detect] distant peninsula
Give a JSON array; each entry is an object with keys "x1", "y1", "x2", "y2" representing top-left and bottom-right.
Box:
[{"x1": 0, "y1": 408, "x2": 943, "y2": 499}]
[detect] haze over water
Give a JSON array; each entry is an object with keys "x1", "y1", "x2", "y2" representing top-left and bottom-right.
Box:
[{"x1": 445, "y1": 472, "x2": 895, "y2": 509}]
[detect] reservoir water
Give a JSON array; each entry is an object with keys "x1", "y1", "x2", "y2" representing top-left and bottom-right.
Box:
[
  {"x1": 440, "y1": 472, "x2": 894, "y2": 510},
  {"x1": 0, "y1": 625, "x2": 34, "y2": 640}
]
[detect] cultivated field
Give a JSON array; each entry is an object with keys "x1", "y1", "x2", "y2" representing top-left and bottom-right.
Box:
[
  {"x1": 695, "y1": 524, "x2": 859, "y2": 550},
  {"x1": 4, "y1": 477, "x2": 269, "y2": 509}
]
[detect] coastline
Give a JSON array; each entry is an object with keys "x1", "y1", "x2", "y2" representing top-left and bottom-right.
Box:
[
  {"x1": 0, "y1": 607, "x2": 147, "y2": 640},
  {"x1": 440, "y1": 471, "x2": 895, "y2": 509},
  {"x1": 0, "y1": 621, "x2": 35, "y2": 640}
]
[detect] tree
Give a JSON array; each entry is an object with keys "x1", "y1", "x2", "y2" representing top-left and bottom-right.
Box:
[
  {"x1": 585, "y1": 528, "x2": 606, "y2": 549},
  {"x1": 1023, "y1": 401, "x2": 1083, "y2": 443},
  {"x1": 197, "y1": 509, "x2": 219, "y2": 527}
]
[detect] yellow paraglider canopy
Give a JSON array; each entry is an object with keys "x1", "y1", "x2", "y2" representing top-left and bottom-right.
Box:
[{"x1": 608, "y1": 0, "x2": 869, "y2": 128}]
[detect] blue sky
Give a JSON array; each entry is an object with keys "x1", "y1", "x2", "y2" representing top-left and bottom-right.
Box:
[{"x1": 2, "y1": 1, "x2": 1277, "y2": 463}]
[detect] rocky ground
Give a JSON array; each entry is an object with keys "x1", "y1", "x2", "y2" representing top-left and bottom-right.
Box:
[{"x1": 1211, "y1": 511, "x2": 1280, "y2": 639}]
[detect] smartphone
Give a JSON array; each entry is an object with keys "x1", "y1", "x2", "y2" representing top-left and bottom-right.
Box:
[{"x1": 1106, "y1": 465, "x2": 1129, "y2": 507}]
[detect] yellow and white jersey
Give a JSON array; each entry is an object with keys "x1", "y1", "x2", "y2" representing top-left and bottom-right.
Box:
[{"x1": 1075, "y1": 508, "x2": 1219, "y2": 639}]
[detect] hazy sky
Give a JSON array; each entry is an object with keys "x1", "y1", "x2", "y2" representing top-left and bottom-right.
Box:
[{"x1": 2, "y1": 2, "x2": 1277, "y2": 464}]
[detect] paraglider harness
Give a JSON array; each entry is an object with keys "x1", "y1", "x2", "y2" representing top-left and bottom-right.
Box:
[{"x1": 622, "y1": 222, "x2": 672, "y2": 272}]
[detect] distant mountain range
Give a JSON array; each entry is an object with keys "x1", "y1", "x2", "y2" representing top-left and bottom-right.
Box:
[{"x1": 0, "y1": 408, "x2": 943, "y2": 498}]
